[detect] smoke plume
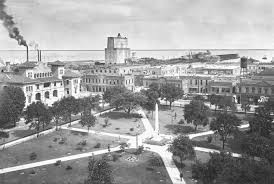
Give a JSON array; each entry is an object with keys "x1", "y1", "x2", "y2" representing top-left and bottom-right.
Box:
[{"x1": 0, "y1": 0, "x2": 27, "y2": 47}]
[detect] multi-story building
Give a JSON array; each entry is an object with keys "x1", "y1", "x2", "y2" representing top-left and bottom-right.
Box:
[
  {"x1": 236, "y1": 69, "x2": 274, "y2": 104},
  {"x1": 179, "y1": 74, "x2": 212, "y2": 94},
  {"x1": 105, "y1": 33, "x2": 131, "y2": 65},
  {"x1": 0, "y1": 61, "x2": 81, "y2": 107}
]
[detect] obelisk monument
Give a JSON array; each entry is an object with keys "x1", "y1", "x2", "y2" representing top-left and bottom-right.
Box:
[{"x1": 154, "y1": 102, "x2": 159, "y2": 135}]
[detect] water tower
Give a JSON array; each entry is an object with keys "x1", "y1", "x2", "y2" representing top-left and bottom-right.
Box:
[{"x1": 240, "y1": 57, "x2": 248, "y2": 77}]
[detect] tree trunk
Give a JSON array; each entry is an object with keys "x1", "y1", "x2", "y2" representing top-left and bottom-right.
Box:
[
  {"x1": 169, "y1": 101, "x2": 172, "y2": 109},
  {"x1": 55, "y1": 120, "x2": 58, "y2": 131},
  {"x1": 88, "y1": 126, "x2": 90, "y2": 133},
  {"x1": 222, "y1": 138, "x2": 225, "y2": 150},
  {"x1": 69, "y1": 114, "x2": 72, "y2": 126},
  {"x1": 195, "y1": 124, "x2": 197, "y2": 131},
  {"x1": 127, "y1": 108, "x2": 131, "y2": 114},
  {"x1": 180, "y1": 157, "x2": 183, "y2": 169},
  {"x1": 36, "y1": 121, "x2": 40, "y2": 137}
]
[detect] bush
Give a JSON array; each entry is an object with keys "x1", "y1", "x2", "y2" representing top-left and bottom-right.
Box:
[
  {"x1": 66, "y1": 165, "x2": 73, "y2": 170},
  {"x1": 119, "y1": 142, "x2": 128, "y2": 151},
  {"x1": 80, "y1": 132, "x2": 88, "y2": 136},
  {"x1": 59, "y1": 137, "x2": 67, "y2": 144},
  {"x1": 115, "y1": 127, "x2": 120, "y2": 130},
  {"x1": 29, "y1": 169, "x2": 36, "y2": 175},
  {"x1": 191, "y1": 140, "x2": 220, "y2": 150},
  {"x1": 130, "y1": 128, "x2": 134, "y2": 131},
  {"x1": 178, "y1": 119, "x2": 185, "y2": 124},
  {"x1": 207, "y1": 136, "x2": 213, "y2": 143},
  {"x1": 53, "y1": 137, "x2": 58, "y2": 142},
  {"x1": 29, "y1": 152, "x2": 37, "y2": 160},
  {"x1": 112, "y1": 153, "x2": 120, "y2": 162},
  {"x1": 94, "y1": 143, "x2": 101, "y2": 148},
  {"x1": 135, "y1": 145, "x2": 144, "y2": 155},
  {"x1": 54, "y1": 160, "x2": 62, "y2": 166},
  {"x1": 75, "y1": 147, "x2": 83, "y2": 151},
  {"x1": 78, "y1": 140, "x2": 87, "y2": 146}
]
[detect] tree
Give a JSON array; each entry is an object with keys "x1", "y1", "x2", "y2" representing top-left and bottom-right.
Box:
[
  {"x1": 0, "y1": 86, "x2": 25, "y2": 128},
  {"x1": 80, "y1": 111, "x2": 96, "y2": 132},
  {"x1": 184, "y1": 100, "x2": 210, "y2": 131},
  {"x1": 85, "y1": 157, "x2": 114, "y2": 184},
  {"x1": 49, "y1": 101, "x2": 63, "y2": 130},
  {"x1": 59, "y1": 96, "x2": 79, "y2": 126},
  {"x1": 241, "y1": 95, "x2": 251, "y2": 114},
  {"x1": 209, "y1": 94, "x2": 221, "y2": 112},
  {"x1": 25, "y1": 102, "x2": 52, "y2": 137},
  {"x1": 168, "y1": 135, "x2": 196, "y2": 168},
  {"x1": 111, "y1": 91, "x2": 147, "y2": 114},
  {"x1": 249, "y1": 106, "x2": 272, "y2": 138},
  {"x1": 160, "y1": 83, "x2": 184, "y2": 109},
  {"x1": 103, "y1": 86, "x2": 127, "y2": 105},
  {"x1": 210, "y1": 113, "x2": 241, "y2": 149},
  {"x1": 217, "y1": 96, "x2": 235, "y2": 112},
  {"x1": 78, "y1": 96, "x2": 99, "y2": 116},
  {"x1": 240, "y1": 133, "x2": 274, "y2": 165},
  {"x1": 141, "y1": 84, "x2": 160, "y2": 116}
]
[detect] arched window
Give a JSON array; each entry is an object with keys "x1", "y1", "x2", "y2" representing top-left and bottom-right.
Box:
[
  {"x1": 53, "y1": 90, "x2": 58, "y2": 97},
  {"x1": 35, "y1": 93, "x2": 41, "y2": 100},
  {"x1": 45, "y1": 91, "x2": 50, "y2": 99}
]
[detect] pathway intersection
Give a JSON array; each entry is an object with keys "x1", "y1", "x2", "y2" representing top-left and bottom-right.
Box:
[{"x1": 0, "y1": 108, "x2": 250, "y2": 184}]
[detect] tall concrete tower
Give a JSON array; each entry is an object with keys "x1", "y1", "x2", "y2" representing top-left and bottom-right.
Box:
[{"x1": 105, "y1": 33, "x2": 131, "y2": 65}]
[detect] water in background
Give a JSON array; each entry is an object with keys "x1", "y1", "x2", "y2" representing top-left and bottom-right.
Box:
[{"x1": 0, "y1": 49, "x2": 274, "y2": 64}]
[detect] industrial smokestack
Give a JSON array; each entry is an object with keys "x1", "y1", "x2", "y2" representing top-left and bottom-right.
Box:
[
  {"x1": 39, "y1": 50, "x2": 42, "y2": 61},
  {"x1": 26, "y1": 45, "x2": 29, "y2": 62},
  {"x1": 0, "y1": 0, "x2": 28, "y2": 48},
  {"x1": 37, "y1": 49, "x2": 40, "y2": 61}
]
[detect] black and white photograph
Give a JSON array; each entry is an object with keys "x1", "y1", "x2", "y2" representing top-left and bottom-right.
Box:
[{"x1": 0, "y1": 0, "x2": 274, "y2": 183}]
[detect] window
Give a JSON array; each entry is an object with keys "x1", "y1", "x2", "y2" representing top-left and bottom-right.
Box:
[
  {"x1": 66, "y1": 89, "x2": 69, "y2": 95},
  {"x1": 60, "y1": 82, "x2": 63, "y2": 86},
  {"x1": 200, "y1": 80, "x2": 203, "y2": 85},
  {"x1": 34, "y1": 74, "x2": 37, "y2": 78},
  {"x1": 258, "y1": 88, "x2": 262, "y2": 94},
  {"x1": 42, "y1": 73, "x2": 44, "y2": 78},
  {"x1": 195, "y1": 80, "x2": 198, "y2": 85},
  {"x1": 252, "y1": 87, "x2": 255, "y2": 93},
  {"x1": 246, "y1": 87, "x2": 249, "y2": 93},
  {"x1": 44, "y1": 82, "x2": 50, "y2": 88},
  {"x1": 36, "y1": 84, "x2": 39, "y2": 90},
  {"x1": 28, "y1": 95, "x2": 31, "y2": 103},
  {"x1": 27, "y1": 72, "x2": 32, "y2": 78},
  {"x1": 54, "y1": 82, "x2": 57, "y2": 86},
  {"x1": 53, "y1": 90, "x2": 58, "y2": 97},
  {"x1": 45, "y1": 91, "x2": 50, "y2": 99},
  {"x1": 109, "y1": 70, "x2": 112, "y2": 73},
  {"x1": 264, "y1": 88, "x2": 268, "y2": 94},
  {"x1": 35, "y1": 93, "x2": 41, "y2": 100},
  {"x1": 60, "y1": 69, "x2": 64, "y2": 75},
  {"x1": 66, "y1": 80, "x2": 69, "y2": 85}
]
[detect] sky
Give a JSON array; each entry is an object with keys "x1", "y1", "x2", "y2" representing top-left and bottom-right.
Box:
[{"x1": 0, "y1": 0, "x2": 274, "y2": 50}]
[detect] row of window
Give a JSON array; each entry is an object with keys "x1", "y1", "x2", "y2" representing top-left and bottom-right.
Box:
[
  {"x1": 90, "y1": 69, "x2": 117, "y2": 74},
  {"x1": 190, "y1": 79, "x2": 208, "y2": 86},
  {"x1": 211, "y1": 87, "x2": 231, "y2": 93},
  {"x1": 31, "y1": 72, "x2": 53, "y2": 79},
  {"x1": 84, "y1": 78, "x2": 121, "y2": 85},
  {"x1": 35, "y1": 82, "x2": 61, "y2": 90},
  {"x1": 28, "y1": 90, "x2": 58, "y2": 103},
  {"x1": 239, "y1": 87, "x2": 274, "y2": 94}
]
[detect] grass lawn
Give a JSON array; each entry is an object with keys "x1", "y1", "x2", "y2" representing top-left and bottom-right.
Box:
[
  {"x1": 73, "y1": 110, "x2": 145, "y2": 136},
  {"x1": 1, "y1": 150, "x2": 173, "y2": 184},
  {"x1": 145, "y1": 106, "x2": 211, "y2": 135},
  {"x1": 0, "y1": 129, "x2": 126, "y2": 168}
]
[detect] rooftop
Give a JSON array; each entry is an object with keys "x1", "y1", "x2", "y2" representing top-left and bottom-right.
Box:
[
  {"x1": 48, "y1": 60, "x2": 66, "y2": 66},
  {"x1": 63, "y1": 70, "x2": 82, "y2": 78}
]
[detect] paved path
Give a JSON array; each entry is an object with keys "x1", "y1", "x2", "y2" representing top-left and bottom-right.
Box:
[{"x1": 0, "y1": 146, "x2": 121, "y2": 174}]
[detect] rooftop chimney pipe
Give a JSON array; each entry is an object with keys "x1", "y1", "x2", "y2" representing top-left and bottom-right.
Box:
[
  {"x1": 39, "y1": 50, "x2": 42, "y2": 61},
  {"x1": 26, "y1": 45, "x2": 29, "y2": 62}
]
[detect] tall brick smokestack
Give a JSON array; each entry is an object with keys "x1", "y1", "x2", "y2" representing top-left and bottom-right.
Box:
[{"x1": 0, "y1": 0, "x2": 28, "y2": 51}]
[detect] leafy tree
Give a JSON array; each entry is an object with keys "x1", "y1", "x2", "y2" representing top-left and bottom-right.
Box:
[
  {"x1": 59, "y1": 96, "x2": 79, "y2": 126},
  {"x1": 241, "y1": 95, "x2": 251, "y2": 114},
  {"x1": 0, "y1": 86, "x2": 25, "y2": 128},
  {"x1": 249, "y1": 106, "x2": 272, "y2": 138},
  {"x1": 25, "y1": 101, "x2": 52, "y2": 137},
  {"x1": 184, "y1": 100, "x2": 210, "y2": 131},
  {"x1": 240, "y1": 133, "x2": 274, "y2": 165},
  {"x1": 103, "y1": 86, "x2": 127, "y2": 105},
  {"x1": 80, "y1": 111, "x2": 96, "y2": 132},
  {"x1": 168, "y1": 135, "x2": 195, "y2": 168},
  {"x1": 141, "y1": 85, "x2": 160, "y2": 116},
  {"x1": 209, "y1": 94, "x2": 221, "y2": 112},
  {"x1": 50, "y1": 101, "x2": 63, "y2": 130},
  {"x1": 85, "y1": 157, "x2": 114, "y2": 184},
  {"x1": 217, "y1": 96, "x2": 235, "y2": 112},
  {"x1": 210, "y1": 113, "x2": 241, "y2": 149},
  {"x1": 160, "y1": 83, "x2": 184, "y2": 109},
  {"x1": 111, "y1": 91, "x2": 147, "y2": 114},
  {"x1": 78, "y1": 96, "x2": 99, "y2": 116},
  {"x1": 264, "y1": 98, "x2": 274, "y2": 114}
]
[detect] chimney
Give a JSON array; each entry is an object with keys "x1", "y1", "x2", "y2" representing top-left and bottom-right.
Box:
[
  {"x1": 6, "y1": 62, "x2": 11, "y2": 72},
  {"x1": 37, "y1": 49, "x2": 40, "y2": 61},
  {"x1": 39, "y1": 50, "x2": 42, "y2": 61},
  {"x1": 26, "y1": 45, "x2": 29, "y2": 62}
]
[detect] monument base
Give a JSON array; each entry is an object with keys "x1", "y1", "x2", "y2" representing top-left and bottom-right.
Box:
[{"x1": 151, "y1": 133, "x2": 164, "y2": 142}]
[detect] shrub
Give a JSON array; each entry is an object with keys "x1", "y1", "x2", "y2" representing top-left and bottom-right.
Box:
[
  {"x1": 135, "y1": 145, "x2": 144, "y2": 155},
  {"x1": 130, "y1": 128, "x2": 134, "y2": 131},
  {"x1": 104, "y1": 118, "x2": 109, "y2": 126},
  {"x1": 75, "y1": 147, "x2": 83, "y2": 151},
  {"x1": 53, "y1": 137, "x2": 58, "y2": 142},
  {"x1": 112, "y1": 153, "x2": 120, "y2": 162},
  {"x1": 78, "y1": 140, "x2": 87, "y2": 146},
  {"x1": 207, "y1": 136, "x2": 213, "y2": 143},
  {"x1": 66, "y1": 165, "x2": 73, "y2": 170},
  {"x1": 94, "y1": 143, "x2": 101, "y2": 148},
  {"x1": 59, "y1": 137, "x2": 67, "y2": 144},
  {"x1": 178, "y1": 119, "x2": 185, "y2": 124},
  {"x1": 29, "y1": 152, "x2": 37, "y2": 160},
  {"x1": 119, "y1": 142, "x2": 128, "y2": 151},
  {"x1": 191, "y1": 140, "x2": 220, "y2": 150},
  {"x1": 115, "y1": 127, "x2": 120, "y2": 130},
  {"x1": 80, "y1": 132, "x2": 88, "y2": 136},
  {"x1": 54, "y1": 160, "x2": 62, "y2": 166}
]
